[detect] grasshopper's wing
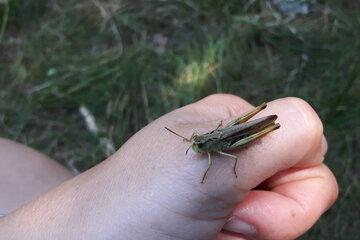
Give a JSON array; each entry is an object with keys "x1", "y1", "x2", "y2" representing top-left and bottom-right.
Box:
[
  {"x1": 221, "y1": 115, "x2": 277, "y2": 139},
  {"x1": 227, "y1": 123, "x2": 280, "y2": 150},
  {"x1": 224, "y1": 103, "x2": 267, "y2": 128}
]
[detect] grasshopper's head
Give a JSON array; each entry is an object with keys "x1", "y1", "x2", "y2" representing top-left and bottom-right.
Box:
[
  {"x1": 164, "y1": 127, "x2": 207, "y2": 154},
  {"x1": 191, "y1": 135, "x2": 206, "y2": 153}
]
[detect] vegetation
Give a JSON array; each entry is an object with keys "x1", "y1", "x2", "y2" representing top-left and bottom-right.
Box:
[{"x1": 0, "y1": 1, "x2": 359, "y2": 239}]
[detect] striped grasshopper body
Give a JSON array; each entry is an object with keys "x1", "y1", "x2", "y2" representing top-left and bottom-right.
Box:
[{"x1": 165, "y1": 103, "x2": 280, "y2": 183}]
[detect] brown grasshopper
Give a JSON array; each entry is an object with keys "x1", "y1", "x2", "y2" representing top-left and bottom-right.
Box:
[{"x1": 165, "y1": 103, "x2": 280, "y2": 183}]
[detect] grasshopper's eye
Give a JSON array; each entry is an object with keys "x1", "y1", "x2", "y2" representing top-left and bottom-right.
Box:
[{"x1": 197, "y1": 142, "x2": 204, "y2": 148}]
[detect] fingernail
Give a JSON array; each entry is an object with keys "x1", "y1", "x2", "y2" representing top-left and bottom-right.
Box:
[
  {"x1": 320, "y1": 135, "x2": 328, "y2": 156},
  {"x1": 223, "y1": 217, "x2": 257, "y2": 237}
]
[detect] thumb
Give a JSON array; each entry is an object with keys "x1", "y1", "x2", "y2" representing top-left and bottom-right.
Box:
[{"x1": 219, "y1": 164, "x2": 338, "y2": 240}]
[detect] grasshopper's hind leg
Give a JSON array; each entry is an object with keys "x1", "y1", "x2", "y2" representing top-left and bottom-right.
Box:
[
  {"x1": 201, "y1": 152, "x2": 213, "y2": 183},
  {"x1": 225, "y1": 103, "x2": 267, "y2": 127},
  {"x1": 229, "y1": 123, "x2": 280, "y2": 149},
  {"x1": 217, "y1": 151, "x2": 238, "y2": 178}
]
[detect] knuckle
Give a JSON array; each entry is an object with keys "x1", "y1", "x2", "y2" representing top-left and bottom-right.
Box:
[
  {"x1": 197, "y1": 94, "x2": 252, "y2": 117},
  {"x1": 286, "y1": 97, "x2": 324, "y2": 143},
  {"x1": 202, "y1": 93, "x2": 241, "y2": 103}
]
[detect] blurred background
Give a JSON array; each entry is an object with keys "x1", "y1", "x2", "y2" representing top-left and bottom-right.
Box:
[{"x1": 0, "y1": 0, "x2": 359, "y2": 239}]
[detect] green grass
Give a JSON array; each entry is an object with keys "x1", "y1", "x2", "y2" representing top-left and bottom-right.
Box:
[{"x1": 0, "y1": 0, "x2": 359, "y2": 239}]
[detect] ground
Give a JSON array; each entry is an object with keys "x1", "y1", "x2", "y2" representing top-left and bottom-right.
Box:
[{"x1": 0, "y1": 1, "x2": 359, "y2": 239}]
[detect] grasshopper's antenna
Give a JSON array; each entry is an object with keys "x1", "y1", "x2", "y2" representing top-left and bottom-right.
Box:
[{"x1": 164, "y1": 127, "x2": 191, "y2": 142}]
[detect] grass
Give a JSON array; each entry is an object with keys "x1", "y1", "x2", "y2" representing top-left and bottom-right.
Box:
[{"x1": 0, "y1": 0, "x2": 359, "y2": 239}]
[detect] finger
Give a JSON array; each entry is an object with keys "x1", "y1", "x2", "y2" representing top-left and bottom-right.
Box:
[
  {"x1": 170, "y1": 95, "x2": 326, "y2": 190},
  {"x1": 219, "y1": 164, "x2": 338, "y2": 240},
  {"x1": 156, "y1": 94, "x2": 327, "y2": 204}
]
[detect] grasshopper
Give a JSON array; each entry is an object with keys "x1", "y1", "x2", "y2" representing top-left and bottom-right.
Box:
[{"x1": 165, "y1": 103, "x2": 280, "y2": 183}]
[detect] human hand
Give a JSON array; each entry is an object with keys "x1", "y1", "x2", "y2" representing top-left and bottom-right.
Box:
[
  {"x1": 0, "y1": 94, "x2": 338, "y2": 240},
  {"x1": 111, "y1": 94, "x2": 338, "y2": 240}
]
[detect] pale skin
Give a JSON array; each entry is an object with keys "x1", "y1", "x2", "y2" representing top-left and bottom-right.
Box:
[{"x1": 0, "y1": 94, "x2": 338, "y2": 240}]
